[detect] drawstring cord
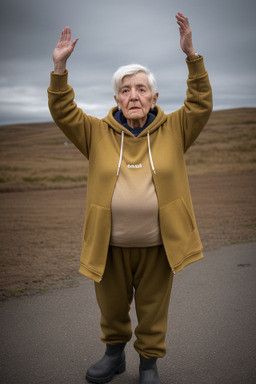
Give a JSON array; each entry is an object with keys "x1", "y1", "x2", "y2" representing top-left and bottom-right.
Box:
[
  {"x1": 116, "y1": 130, "x2": 156, "y2": 176},
  {"x1": 117, "y1": 130, "x2": 124, "y2": 176},
  {"x1": 147, "y1": 131, "x2": 156, "y2": 175}
]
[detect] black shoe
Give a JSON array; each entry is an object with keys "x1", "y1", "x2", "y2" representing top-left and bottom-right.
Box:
[
  {"x1": 85, "y1": 343, "x2": 126, "y2": 383},
  {"x1": 139, "y1": 355, "x2": 161, "y2": 384}
]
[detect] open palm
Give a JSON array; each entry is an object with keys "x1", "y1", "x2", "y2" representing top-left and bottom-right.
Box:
[
  {"x1": 53, "y1": 27, "x2": 78, "y2": 63},
  {"x1": 175, "y1": 13, "x2": 195, "y2": 56}
]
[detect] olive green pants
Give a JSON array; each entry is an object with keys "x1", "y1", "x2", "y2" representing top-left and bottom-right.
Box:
[{"x1": 94, "y1": 245, "x2": 173, "y2": 359}]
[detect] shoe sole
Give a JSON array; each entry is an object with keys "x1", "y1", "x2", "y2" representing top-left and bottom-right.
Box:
[{"x1": 86, "y1": 361, "x2": 126, "y2": 383}]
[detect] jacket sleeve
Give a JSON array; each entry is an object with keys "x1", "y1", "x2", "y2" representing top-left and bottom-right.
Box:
[
  {"x1": 174, "y1": 56, "x2": 213, "y2": 153},
  {"x1": 47, "y1": 71, "x2": 101, "y2": 159}
]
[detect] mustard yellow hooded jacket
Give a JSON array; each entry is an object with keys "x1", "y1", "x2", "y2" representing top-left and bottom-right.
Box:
[{"x1": 48, "y1": 56, "x2": 212, "y2": 282}]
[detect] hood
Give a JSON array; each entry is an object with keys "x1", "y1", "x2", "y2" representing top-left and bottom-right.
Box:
[
  {"x1": 102, "y1": 105, "x2": 167, "y2": 137},
  {"x1": 102, "y1": 105, "x2": 167, "y2": 177}
]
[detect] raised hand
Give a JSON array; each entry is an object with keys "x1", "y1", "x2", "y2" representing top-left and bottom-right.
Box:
[
  {"x1": 175, "y1": 13, "x2": 196, "y2": 57},
  {"x1": 53, "y1": 27, "x2": 79, "y2": 73}
]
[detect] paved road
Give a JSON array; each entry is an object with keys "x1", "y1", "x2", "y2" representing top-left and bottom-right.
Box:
[{"x1": 1, "y1": 243, "x2": 256, "y2": 384}]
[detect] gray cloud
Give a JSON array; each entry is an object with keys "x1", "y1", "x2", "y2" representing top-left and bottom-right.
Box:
[{"x1": 0, "y1": 0, "x2": 255, "y2": 125}]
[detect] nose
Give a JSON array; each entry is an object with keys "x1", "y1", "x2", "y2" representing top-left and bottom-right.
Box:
[{"x1": 130, "y1": 88, "x2": 138, "y2": 101}]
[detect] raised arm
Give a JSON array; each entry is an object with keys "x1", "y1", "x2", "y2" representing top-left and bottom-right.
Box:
[
  {"x1": 48, "y1": 27, "x2": 102, "y2": 159},
  {"x1": 171, "y1": 13, "x2": 212, "y2": 152},
  {"x1": 53, "y1": 27, "x2": 79, "y2": 74}
]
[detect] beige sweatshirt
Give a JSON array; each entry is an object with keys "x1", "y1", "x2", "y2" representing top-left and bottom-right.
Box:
[{"x1": 110, "y1": 136, "x2": 162, "y2": 247}]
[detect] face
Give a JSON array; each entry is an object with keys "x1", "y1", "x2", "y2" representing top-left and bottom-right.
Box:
[{"x1": 114, "y1": 72, "x2": 158, "y2": 128}]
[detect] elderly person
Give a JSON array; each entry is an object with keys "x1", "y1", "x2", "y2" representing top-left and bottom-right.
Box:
[{"x1": 48, "y1": 12, "x2": 212, "y2": 384}]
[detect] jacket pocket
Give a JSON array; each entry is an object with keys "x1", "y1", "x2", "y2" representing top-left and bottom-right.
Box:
[
  {"x1": 159, "y1": 198, "x2": 202, "y2": 268},
  {"x1": 81, "y1": 204, "x2": 111, "y2": 276}
]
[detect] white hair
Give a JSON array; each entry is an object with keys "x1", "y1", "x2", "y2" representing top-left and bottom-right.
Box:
[{"x1": 112, "y1": 64, "x2": 157, "y2": 97}]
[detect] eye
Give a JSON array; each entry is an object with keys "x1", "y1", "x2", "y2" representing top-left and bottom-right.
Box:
[{"x1": 139, "y1": 88, "x2": 146, "y2": 92}]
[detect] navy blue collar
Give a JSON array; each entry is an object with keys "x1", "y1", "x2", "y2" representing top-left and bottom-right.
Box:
[{"x1": 114, "y1": 108, "x2": 157, "y2": 137}]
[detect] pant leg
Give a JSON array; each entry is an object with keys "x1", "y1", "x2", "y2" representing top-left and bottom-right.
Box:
[
  {"x1": 132, "y1": 245, "x2": 173, "y2": 359},
  {"x1": 94, "y1": 246, "x2": 134, "y2": 345}
]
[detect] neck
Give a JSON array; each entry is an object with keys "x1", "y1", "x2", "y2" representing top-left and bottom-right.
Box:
[{"x1": 127, "y1": 117, "x2": 147, "y2": 129}]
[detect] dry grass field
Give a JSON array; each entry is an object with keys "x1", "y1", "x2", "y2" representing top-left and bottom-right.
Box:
[{"x1": 0, "y1": 108, "x2": 255, "y2": 299}]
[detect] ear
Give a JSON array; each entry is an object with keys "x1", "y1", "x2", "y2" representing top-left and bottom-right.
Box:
[
  {"x1": 114, "y1": 95, "x2": 118, "y2": 105},
  {"x1": 151, "y1": 92, "x2": 159, "y2": 109}
]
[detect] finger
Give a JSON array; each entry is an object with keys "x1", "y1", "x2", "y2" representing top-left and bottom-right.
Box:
[
  {"x1": 65, "y1": 26, "x2": 71, "y2": 41},
  {"x1": 176, "y1": 12, "x2": 189, "y2": 27},
  {"x1": 59, "y1": 28, "x2": 65, "y2": 42},
  {"x1": 176, "y1": 19, "x2": 190, "y2": 34},
  {"x1": 175, "y1": 12, "x2": 185, "y2": 21},
  {"x1": 72, "y1": 38, "x2": 79, "y2": 49},
  {"x1": 176, "y1": 20, "x2": 185, "y2": 31},
  {"x1": 177, "y1": 12, "x2": 185, "y2": 19}
]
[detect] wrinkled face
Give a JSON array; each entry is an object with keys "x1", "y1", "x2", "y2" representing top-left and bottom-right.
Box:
[{"x1": 114, "y1": 72, "x2": 158, "y2": 128}]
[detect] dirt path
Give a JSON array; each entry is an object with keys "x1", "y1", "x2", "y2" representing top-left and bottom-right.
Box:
[{"x1": 1, "y1": 172, "x2": 255, "y2": 300}]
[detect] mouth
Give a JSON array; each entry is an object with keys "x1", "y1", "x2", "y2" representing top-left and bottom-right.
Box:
[{"x1": 129, "y1": 106, "x2": 140, "y2": 111}]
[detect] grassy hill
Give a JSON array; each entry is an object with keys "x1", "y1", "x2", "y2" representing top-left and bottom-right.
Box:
[{"x1": 0, "y1": 108, "x2": 255, "y2": 192}]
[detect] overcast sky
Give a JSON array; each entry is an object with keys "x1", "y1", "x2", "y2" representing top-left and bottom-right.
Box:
[{"x1": 0, "y1": 0, "x2": 255, "y2": 126}]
